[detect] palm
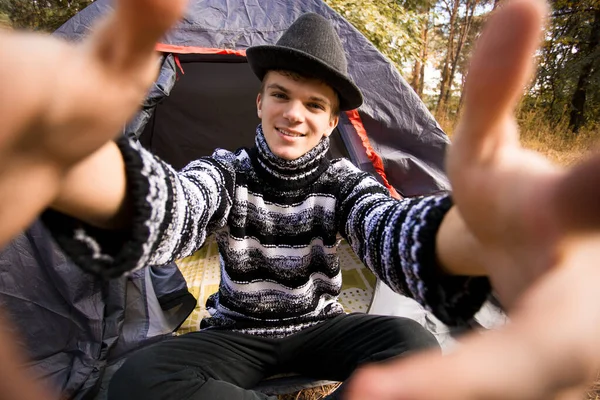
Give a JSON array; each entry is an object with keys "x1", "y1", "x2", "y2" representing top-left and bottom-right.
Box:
[
  {"x1": 344, "y1": 2, "x2": 600, "y2": 398},
  {"x1": 0, "y1": 0, "x2": 187, "y2": 247},
  {"x1": 452, "y1": 132, "x2": 563, "y2": 306},
  {"x1": 445, "y1": 0, "x2": 598, "y2": 308},
  {"x1": 38, "y1": 0, "x2": 187, "y2": 163}
]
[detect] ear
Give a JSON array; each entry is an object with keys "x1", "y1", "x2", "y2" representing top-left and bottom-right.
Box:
[
  {"x1": 324, "y1": 115, "x2": 339, "y2": 137},
  {"x1": 256, "y1": 92, "x2": 263, "y2": 119}
]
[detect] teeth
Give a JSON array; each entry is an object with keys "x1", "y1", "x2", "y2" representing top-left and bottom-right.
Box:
[{"x1": 278, "y1": 128, "x2": 303, "y2": 137}]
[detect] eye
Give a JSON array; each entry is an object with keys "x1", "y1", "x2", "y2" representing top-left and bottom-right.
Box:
[
  {"x1": 271, "y1": 92, "x2": 288, "y2": 100},
  {"x1": 308, "y1": 102, "x2": 325, "y2": 111}
]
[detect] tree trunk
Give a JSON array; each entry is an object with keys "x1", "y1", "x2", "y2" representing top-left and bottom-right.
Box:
[
  {"x1": 444, "y1": 0, "x2": 478, "y2": 108},
  {"x1": 411, "y1": 59, "x2": 423, "y2": 95},
  {"x1": 436, "y1": 0, "x2": 460, "y2": 117},
  {"x1": 569, "y1": 8, "x2": 600, "y2": 133},
  {"x1": 419, "y1": 8, "x2": 432, "y2": 97},
  {"x1": 411, "y1": 7, "x2": 430, "y2": 98},
  {"x1": 418, "y1": 52, "x2": 427, "y2": 96},
  {"x1": 458, "y1": 70, "x2": 467, "y2": 111}
]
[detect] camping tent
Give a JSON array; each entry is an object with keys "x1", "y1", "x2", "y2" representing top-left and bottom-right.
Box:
[
  {"x1": 0, "y1": 0, "x2": 469, "y2": 399},
  {"x1": 54, "y1": 0, "x2": 451, "y2": 197}
]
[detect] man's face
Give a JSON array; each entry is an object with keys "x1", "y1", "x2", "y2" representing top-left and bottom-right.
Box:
[{"x1": 257, "y1": 71, "x2": 340, "y2": 161}]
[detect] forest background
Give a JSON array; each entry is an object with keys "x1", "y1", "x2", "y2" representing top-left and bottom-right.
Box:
[{"x1": 1, "y1": 0, "x2": 599, "y2": 398}]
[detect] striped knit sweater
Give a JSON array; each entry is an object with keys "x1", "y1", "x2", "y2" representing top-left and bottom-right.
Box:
[{"x1": 43, "y1": 126, "x2": 490, "y2": 337}]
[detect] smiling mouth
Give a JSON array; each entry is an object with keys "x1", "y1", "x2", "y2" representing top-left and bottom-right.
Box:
[{"x1": 277, "y1": 128, "x2": 306, "y2": 138}]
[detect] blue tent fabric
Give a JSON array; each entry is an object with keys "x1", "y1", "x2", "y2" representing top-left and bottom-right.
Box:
[
  {"x1": 124, "y1": 54, "x2": 178, "y2": 141},
  {"x1": 0, "y1": 221, "x2": 195, "y2": 399}
]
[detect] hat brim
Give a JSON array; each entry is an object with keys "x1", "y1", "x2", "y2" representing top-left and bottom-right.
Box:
[{"x1": 246, "y1": 45, "x2": 363, "y2": 111}]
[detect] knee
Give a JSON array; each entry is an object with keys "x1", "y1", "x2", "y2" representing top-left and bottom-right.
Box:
[
  {"x1": 108, "y1": 350, "x2": 202, "y2": 400},
  {"x1": 108, "y1": 354, "x2": 155, "y2": 400}
]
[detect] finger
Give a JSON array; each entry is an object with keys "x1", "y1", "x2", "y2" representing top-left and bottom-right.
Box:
[
  {"x1": 345, "y1": 346, "x2": 522, "y2": 400},
  {"x1": 456, "y1": 0, "x2": 547, "y2": 158},
  {"x1": 115, "y1": 0, "x2": 187, "y2": 53},
  {"x1": 0, "y1": 34, "x2": 61, "y2": 146},
  {"x1": 344, "y1": 281, "x2": 600, "y2": 400},
  {"x1": 345, "y1": 336, "x2": 562, "y2": 400},
  {"x1": 44, "y1": 0, "x2": 190, "y2": 159},
  {"x1": 91, "y1": 0, "x2": 187, "y2": 70}
]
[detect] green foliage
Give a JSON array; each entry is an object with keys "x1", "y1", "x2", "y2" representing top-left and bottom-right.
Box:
[
  {"x1": 0, "y1": 11, "x2": 10, "y2": 28},
  {"x1": 525, "y1": 0, "x2": 600, "y2": 132},
  {"x1": 0, "y1": 0, "x2": 94, "y2": 32},
  {"x1": 325, "y1": 0, "x2": 433, "y2": 70}
]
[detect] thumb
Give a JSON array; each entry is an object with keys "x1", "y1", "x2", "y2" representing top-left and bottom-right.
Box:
[
  {"x1": 343, "y1": 329, "x2": 550, "y2": 400},
  {"x1": 343, "y1": 353, "x2": 466, "y2": 400},
  {"x1": 115, "y1": 0, "x2": 188, "y2": 51},
  {"x1": 90, "y1": 0, "x2": 187, "y2": 70}
]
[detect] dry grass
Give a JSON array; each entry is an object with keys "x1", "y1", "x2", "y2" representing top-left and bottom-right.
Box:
[
  {"x1": 438, "y1": 110, "x2": 598, "y2": 167},
  {"x1": 516, "y1": 111, "x2": 598, "y2": 166},
  {"x1": 588, "y1": 372, "x2": 600, "y2": 399},
  {"x1": 277, "y1": 383, "x2": 341, "y2": 400},
  {"x1": 588, "y1": 380, "x2": 600, "y2": 400},
  {"x1": 283, "y1": 111, "x2": 599, "y2": 399}
]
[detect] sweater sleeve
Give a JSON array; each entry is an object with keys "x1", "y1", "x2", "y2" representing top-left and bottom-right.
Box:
[
  {"x1": 41, "y1": 137, "x2": 236, "y2": 279},
  {"x1": 336, "y1": 161, "x2": 491, "y2": 327}
]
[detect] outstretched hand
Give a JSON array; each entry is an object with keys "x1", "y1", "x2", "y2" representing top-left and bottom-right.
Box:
[
  {"x1": 446, "y1": 0, "x2": 593, "y2": 309},
  {"x1": 0, "y1": 0, "x2": 187, "y2": 247},
  {"x1": 343, "y1": 0, "x2": 600, "y2": 398},
  {"x1": 0, "y1": 2, "x2": 186, "y2": 398}
]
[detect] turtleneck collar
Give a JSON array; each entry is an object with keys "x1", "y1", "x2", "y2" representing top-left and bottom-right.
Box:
[{"x1": 252, "y1": 125, "x2": 331, "y2": 190}]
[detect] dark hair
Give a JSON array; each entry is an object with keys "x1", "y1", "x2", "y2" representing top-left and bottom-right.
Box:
[{"x1": 259, "y1": 70, "x2": 341, "y2": 118}]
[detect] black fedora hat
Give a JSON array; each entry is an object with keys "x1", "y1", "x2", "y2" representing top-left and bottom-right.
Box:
[{"x1": 246, "y1": 13, "x2": 363, "y2": 111}]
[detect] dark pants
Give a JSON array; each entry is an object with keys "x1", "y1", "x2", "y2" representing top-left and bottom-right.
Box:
[{"x1": 108, "y1": 313, "x2": 439, "y2": 400}]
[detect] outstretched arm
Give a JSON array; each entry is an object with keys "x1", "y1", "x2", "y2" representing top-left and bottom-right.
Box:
[
  {"x1": 337, "y1": 165, "x2": 490, "y2": 326},
  {"x1": 432, "y1": 0, "x2": 554, "y2": 308},
  {"x1": 442, "y1": 0, "x2": 560, "y2": 309},
  {"x1": 0, "y1": 0, "x2": 186, "y2": 247},
  {"x1": 345, "y1": 0, "x2": 600, "y2": 398},
  {"x1": 0, "y1": 3, "x2": 185, "y2": 397}
]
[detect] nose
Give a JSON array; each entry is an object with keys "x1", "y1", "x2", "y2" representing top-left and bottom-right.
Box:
[{"x1": 282, "y1": 100, "x2": 305, "y2": 124}]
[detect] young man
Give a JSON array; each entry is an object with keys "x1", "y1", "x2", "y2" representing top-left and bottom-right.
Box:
[
  {"x1": 2, "y1": 0, "x2": 600, "y2": 399},
  {"x1": 35, "y1": 3, "x2": 594, "y2": 400},
  {"x1": 44, "y1": 12, "x2": 491, "y2": 400}
]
